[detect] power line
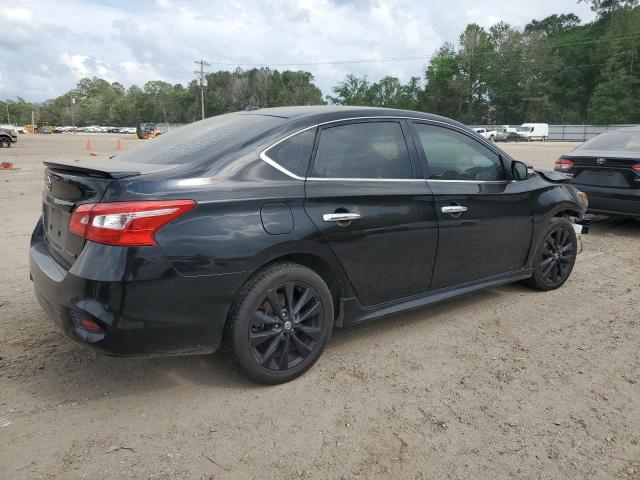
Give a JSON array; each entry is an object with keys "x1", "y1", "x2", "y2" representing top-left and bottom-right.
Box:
[
  {"x1": 205, "y1": 33, "x2": 640, "y2": 69},
  {"x1": 194, "y1": 59, "x2": 210, "y2": 120}
]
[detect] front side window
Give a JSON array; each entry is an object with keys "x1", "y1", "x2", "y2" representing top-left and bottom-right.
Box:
[
  {"x1": 413, "y1": 123, "x2": 505, "y2": 181},
  {"x1": 264, "y1": 128, "x2": 316, "y2": 177},
  {"x1": 311, "y1": 122, "x2": 413, "y2": 179}
]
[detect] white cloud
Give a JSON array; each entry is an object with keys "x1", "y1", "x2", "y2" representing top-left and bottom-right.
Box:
[{"x1": 0, "y1": 0, "x2": 597, "y2": 101}]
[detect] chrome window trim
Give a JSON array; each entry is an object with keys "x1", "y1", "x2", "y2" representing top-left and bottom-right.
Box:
[
  {"x1": 427, "y1": 179, "x2": 511, "y2": 184},
  {"x1": 308, "y1": 177, "x2": 425, "y2": 182},
  {"x1": 259, "y1": 116, "x2": 505, "y2": 183}
]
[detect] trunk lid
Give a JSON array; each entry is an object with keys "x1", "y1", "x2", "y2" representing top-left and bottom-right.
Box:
[
  {"x1": 562, "y1": 150, "x2": 640, "y2": 189},
  {"x1": 42, "y1": 158, "x2": 178, "y2": 268}
]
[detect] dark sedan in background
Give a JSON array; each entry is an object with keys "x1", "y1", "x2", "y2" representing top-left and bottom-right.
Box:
[
  {"x1": 556, "y1": 127, "x2": 640, "y2": 218},
  {"x1": 31, "y1": 106, "x2": 588, "y2": 383},
  {"x1": 495, "y1": 130, "x2": 522, "y2": 142}
]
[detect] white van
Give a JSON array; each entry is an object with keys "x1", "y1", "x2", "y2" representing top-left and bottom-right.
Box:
[{"x1": 517, "y1": 123, "x2": 549, "y2": 141}]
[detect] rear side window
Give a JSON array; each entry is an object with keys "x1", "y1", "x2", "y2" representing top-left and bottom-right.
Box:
[
  {"x1": 264, "y1": 128, "x2": 316, "y2": 177},
  {"x1": 311, "y1": 122, "x2": 413, "y2": 179},
  {"x1": 115, "y1": 113, "x2": 287, "y2": 165},
  {"x1": 413, "y1": 123, "x2": 505, "y2": 181}
]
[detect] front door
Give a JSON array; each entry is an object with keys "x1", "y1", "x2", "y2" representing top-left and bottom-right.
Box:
[
  {"x1": 304, "y1": 119, "x2": 438, "y2": 306},
  {"x1": 410, "y1": 121, "x2": 534, "y2": 290}
]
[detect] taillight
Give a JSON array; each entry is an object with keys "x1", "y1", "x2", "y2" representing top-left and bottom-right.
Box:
[
  {"x1": 555, "y1": 159, "x2": 574, "y2": 172},
  {"x1": 632, "y1": 162, "x2": 640, "y2": 172},
  {"x1": 68, "y1": 200, "x2": 196, "y2": 246}
]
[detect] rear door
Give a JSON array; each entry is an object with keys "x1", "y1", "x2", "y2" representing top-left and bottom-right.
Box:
[
  {"x1": 303, "y1": 119, "x2": 438, "y2": 306},
  {"x1": 410, "y1": 121, "x2": 533, "y2": 290}
]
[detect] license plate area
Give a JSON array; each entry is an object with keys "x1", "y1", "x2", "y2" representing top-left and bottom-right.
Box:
[
  {"x1": 43, "y1": 201, "x2": 83, "y2": 268},
  {"x1": 573, "y1": 168, "x2": 634, "y2": 188},
  {"x1": 45, "y1": 204, "x2": 70, "y2": 251}
]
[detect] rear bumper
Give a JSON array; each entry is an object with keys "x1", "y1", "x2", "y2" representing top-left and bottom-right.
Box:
[
  {"x1": 573, "y1": 184, "x2": 640, "y2": 217},
  {"x1": 30, "y1": 218, "x2": 247, "y2": 356}
]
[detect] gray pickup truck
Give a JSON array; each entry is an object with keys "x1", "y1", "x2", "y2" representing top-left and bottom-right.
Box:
[{"x1": 0, "y1": 127, "x2": 18, "y2": 148}]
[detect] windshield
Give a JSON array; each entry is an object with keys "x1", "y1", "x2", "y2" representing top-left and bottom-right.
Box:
[
  {"x1": 118, "y1": 113, "x2": 287, "y2": 165},
  {"x1": 578, "y1": 130, "x2": 640, "y2": 153}
]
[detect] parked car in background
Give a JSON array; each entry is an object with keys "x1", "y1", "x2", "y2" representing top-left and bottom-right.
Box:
[
  {"x1": 556, "y1": 126, "x2": 640, "y2": 218},
  {"x1": 517, "y1": 123, "x2": 549, "y2": 141},
  {"x1": 473, "y1": 127, "x2": 497, "y2": 141},
  {"x1": 0, "y1": 127, "x2": 18, "y2": 147},
  {"x1": 30, "y1": 106, "x2": 588, "y2": 384},
  {"x1": 495, "y1": 129, "x2": 522, "y2": 142}
]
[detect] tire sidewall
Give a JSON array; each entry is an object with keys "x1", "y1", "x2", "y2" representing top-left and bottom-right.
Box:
[{"x1": 226, "y1": 263, "x2": 334, "y2": 384}]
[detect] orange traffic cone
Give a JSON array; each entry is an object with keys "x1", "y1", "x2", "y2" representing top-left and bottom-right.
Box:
[
  {"x1": 85, "y1": 138, "x2": 92, "y2": 150},
  {"x1": 116, "y1": 138, "x2": 123, "y2": 151}
]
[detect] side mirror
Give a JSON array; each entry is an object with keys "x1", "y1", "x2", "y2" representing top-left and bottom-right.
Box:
[{"x1": 511, "y1": 160, "x2": 530, "y2": 181}]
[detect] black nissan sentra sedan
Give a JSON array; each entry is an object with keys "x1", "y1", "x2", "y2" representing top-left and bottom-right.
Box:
[
  {"x1": 31, "y1": 106, "x2": 588, "y2": 383},
  {"x1": 556, "y1": 127, "x2": 640, "y2": 219}
]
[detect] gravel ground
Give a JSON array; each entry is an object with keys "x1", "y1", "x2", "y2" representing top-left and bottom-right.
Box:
[{"x1": 0, "y1": 134, "x2": 639, "y2": 479}]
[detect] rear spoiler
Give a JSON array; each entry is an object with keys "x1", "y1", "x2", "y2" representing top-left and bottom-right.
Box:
[
  {"x1": 535, "y1": 169, "x2": 573, "y2": 183},
  {"x1": 43, "y1": 158, "x2": 178, "y2": 179}
]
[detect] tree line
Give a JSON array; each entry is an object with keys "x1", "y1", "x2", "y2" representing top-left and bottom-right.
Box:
[{"x1": 2, "y1": 1, "x2": 639, "y2": 127}]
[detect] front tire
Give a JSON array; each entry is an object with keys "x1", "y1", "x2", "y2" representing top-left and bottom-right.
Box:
[
  {"x1": 525, "y1": 217, "x2": 578, "y2": 291},
  {"x1": 0, "y1": 137, "x2": 10, "y2": 148},
  {"x1": 223, "y1": 262, "x2": 334, "y2": 384}
]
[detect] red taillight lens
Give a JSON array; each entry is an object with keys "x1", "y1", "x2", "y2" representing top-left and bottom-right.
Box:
[
  {"x1": 632, "y1": 162, "x2": 640, "y2": 171},
  {"x1": 555, "y1": 159, "x2": 574, "y2": 171},
  {"x1": 79, "y1": 318, "x2": 102, "y2": 332},
  {"x1": 69, "y1": 200, "x2": 196, "y2": 246},
  {"x1": 68, "y1": 203, "x2": 94, "y2": 237}
]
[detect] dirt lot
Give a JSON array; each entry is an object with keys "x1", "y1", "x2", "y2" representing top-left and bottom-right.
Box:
[{"x1": 1, "y1": 134, "x2": 639, "y2": 479}]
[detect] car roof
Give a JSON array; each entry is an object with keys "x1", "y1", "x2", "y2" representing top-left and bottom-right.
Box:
[
  {"x1": 608, "y1": 126, "x2": 640, "y2": 132},
  {"x1": 236, "y1": 105, "x2": 467, "y2": 129}
]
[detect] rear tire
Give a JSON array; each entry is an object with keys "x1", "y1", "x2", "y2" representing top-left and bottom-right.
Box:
[
  {"x1": 0, "y1": 137, "x2": 10, "y2": 148},
  {"x1": 223, "y1": 262, "x2": 334, "y2": 384},
  {"x1": 525, "y1": 217, "x2": 577, "y2": 291}
]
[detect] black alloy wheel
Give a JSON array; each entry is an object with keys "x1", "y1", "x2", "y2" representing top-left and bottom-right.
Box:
[
  {"x1": 526, "y1": 217, "x2": 578, "y2": 291},
  {"x1": 224, "y1": 262, "x2": 334, "y2": 383},
  {"x1": 539, "y1": 228, "x2": 574, "y2": 284},
  {"x1": 0, "y1": 137, "x2": 10, "y2": 148},
  {"x1": 249, "y1": 281, "x2": 324, "y2": 371}
]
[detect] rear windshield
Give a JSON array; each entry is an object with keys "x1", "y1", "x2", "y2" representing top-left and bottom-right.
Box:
[
  {"x1": 579, "y1": 130, "x2": 640, "y2": 153},
  {"x1": 116, "y1": 113, "x2": 287, "y2": 165}
]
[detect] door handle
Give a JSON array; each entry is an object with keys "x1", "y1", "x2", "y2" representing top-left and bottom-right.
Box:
[
  {"x1": 322, "y1": 212, "x2": 361, "y2": 222},
  {"x1": 441, "y1": 205, "x2": 468, "y2": 214}
]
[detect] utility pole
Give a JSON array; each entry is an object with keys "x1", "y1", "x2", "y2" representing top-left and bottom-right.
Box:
[
  {"x1": 194, "y1": 60, "x2": 210, "y2": 121},
  {"x1": 71, "y1": 97, "x2": 76, "y2": 132},
  {"x1": 5, "y1": 103, "x2": 10, "y2": 124}
]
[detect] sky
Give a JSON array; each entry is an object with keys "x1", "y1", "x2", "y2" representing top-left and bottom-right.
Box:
[{"x1": 0, "y1": 0, "x2": 596, "y2": 102}]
